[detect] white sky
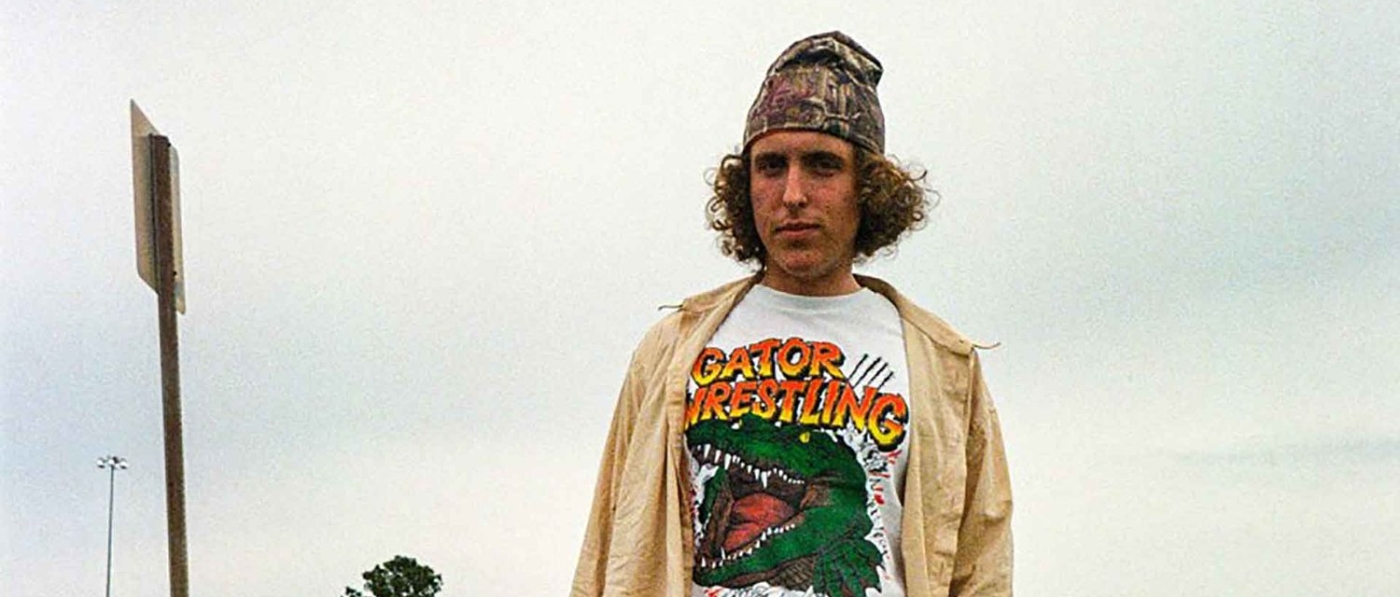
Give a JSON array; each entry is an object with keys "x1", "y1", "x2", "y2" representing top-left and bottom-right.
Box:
[{"x1": 3, "y1": 1, "x2": 1397, "y2": 596}]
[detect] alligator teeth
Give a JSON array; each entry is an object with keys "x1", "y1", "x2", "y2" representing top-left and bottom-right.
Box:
[{"x1": 691, "y1": 442, "x2": 818, "y2": 487}]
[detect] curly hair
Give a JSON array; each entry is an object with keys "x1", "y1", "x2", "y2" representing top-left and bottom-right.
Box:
[{"x1": 706, "y1": 146, "x2": 932, "y2": 266}]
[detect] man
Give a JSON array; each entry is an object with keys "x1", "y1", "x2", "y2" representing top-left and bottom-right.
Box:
[{"x1": 573, "y1": 32, "x2": 1012, "y2": 597}]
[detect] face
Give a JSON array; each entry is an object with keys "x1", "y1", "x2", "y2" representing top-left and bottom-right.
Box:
[{"x1": 748, "y1": 130, "x2": 861, "y2": 296}]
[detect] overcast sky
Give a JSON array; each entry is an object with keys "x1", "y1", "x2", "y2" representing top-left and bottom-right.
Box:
[{"x1": 3, "y1": 1, "x2": 1397, "y2": 596}]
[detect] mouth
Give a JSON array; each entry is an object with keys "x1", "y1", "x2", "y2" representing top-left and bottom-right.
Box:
[
  {"x1": 775, "y1": 223, "x2": 820, "y2": 237},
  {"x1": 690, "y1": 443, "x2": 809, "y2": 569}
]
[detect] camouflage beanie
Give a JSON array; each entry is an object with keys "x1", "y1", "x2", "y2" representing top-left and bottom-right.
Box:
[{"x1": 743, "y1": 31, "x2": 885, "y2": 154}]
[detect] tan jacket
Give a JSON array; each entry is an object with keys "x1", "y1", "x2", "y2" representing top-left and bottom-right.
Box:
[{"x1": 571, "y1": 275, "x2": 1013, "y2": 597}]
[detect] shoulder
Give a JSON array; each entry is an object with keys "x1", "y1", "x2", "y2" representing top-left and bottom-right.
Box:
[
  {"x1": 628, "y1": 276, "x2": 758, "y2": 370},
  {"x1": 676, "y1": 276, "x2": 757, "y2": 314},
  {"x1": 855, "y1": 274, "x2": 979, "y2": 357}
]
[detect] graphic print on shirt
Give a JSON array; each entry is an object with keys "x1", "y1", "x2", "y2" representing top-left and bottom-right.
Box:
[{"x1": 684, "y1": 337, "x2": 909, "y2": 597}]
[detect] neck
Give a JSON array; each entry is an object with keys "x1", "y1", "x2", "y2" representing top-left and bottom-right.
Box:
[{"x1": 758, "y1": 269, "x2": 861, "y2": 297}]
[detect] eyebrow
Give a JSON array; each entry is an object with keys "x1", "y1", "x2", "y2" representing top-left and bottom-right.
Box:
[
  {"x1": 751, "y1": 149, "x2": 848, "y2": 165},
  {"x1": 800, "y1": 150, "x2": 846, "y2": 165}
]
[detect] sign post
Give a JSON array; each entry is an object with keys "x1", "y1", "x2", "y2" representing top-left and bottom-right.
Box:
[{"x1": 130, "y1": 100, "x2": 190, "y2": 597}]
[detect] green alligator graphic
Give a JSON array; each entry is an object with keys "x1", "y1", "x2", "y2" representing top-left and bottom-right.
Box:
[{"x1": 687, "y1": 414, "x2": 882, "y2": 597}]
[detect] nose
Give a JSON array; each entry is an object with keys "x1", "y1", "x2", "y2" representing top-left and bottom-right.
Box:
[{"x1": 781, "y1": 167, "x2": 807, "y2": 207}]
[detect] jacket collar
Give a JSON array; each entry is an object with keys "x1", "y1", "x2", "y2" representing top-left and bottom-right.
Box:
[{"x1": 679, "y1": 273, "x2": 975, "y2": 356}]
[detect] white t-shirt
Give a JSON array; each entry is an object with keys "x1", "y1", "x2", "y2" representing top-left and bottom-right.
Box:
[{"x1": 684, "y1": 285, "x2": 911, "y2": 597}]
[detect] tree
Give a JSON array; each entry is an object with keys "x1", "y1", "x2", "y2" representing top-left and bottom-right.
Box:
[{"x1": 345, "y1": 555, "x2": 442, "y2": 597}]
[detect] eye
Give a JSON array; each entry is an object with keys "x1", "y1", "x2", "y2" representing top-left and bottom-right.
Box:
[
  {"x1": 752, "y1": 156, "x2": 785, "y2": 178},
  {"x1": 799, "y1": 431, "x2": 810, "y2": 444},
  {"x1": 731, "y1": 419, "x2": 743, "y2": 430},
  {"x1": 810, "y1": 157, "x2": 843, "y2": 176}
]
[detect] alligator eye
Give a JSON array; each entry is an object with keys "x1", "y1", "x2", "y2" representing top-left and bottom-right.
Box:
[
  {"x1": 799, "y1": 431, "x2": 810, "y2": 444},
  {"x1": 731, "y1": 419, "x2": 743, "y2": 430}
]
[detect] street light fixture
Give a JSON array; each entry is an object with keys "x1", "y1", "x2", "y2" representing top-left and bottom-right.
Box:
[{"x1": 97, "y1": 456, "x2": 129, "y2": 597}]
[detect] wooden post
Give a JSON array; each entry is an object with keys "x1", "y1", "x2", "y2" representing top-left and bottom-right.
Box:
[{"x1": 150, "y1": 134, "x2": 190, "y2": 597}]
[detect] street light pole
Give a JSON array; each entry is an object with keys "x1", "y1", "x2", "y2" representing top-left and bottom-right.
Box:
[{"x1": 97, "y1": 456, "x2": 129, "y2": 597}]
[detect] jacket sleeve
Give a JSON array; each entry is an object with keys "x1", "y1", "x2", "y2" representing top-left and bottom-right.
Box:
[
  {"x1": 570, "y1": 342, "x2": 651, "y2": 597},
  {"x1": 949, "y1": 350, "x2": 1014, "y2": 596}
]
